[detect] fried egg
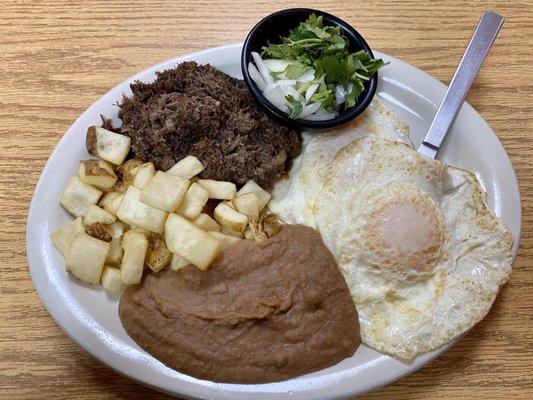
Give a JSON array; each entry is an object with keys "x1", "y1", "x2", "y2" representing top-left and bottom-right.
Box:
[
  {"x1": 270, "y1": 99, "x2": 411, "y2": 227},
  {"x1": 313, "y1": 137, "x2": 513, "y2": 359}
]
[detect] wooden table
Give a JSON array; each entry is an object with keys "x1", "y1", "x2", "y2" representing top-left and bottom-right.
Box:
[{"x1": 1, "y1": 0, "x2": 531, "y2": 399}]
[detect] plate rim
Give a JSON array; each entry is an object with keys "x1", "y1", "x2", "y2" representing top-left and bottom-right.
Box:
[{"x1": 26, "y1": 42, "x2": 521, "y2": 400}]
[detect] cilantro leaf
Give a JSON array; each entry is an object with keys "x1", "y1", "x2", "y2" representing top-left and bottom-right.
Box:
[
  {"x1": 285, "y1": 95, "x2": 303, "y2": 119},
  {"x1": 315, "y1": 56, "x2": 349, "y2": 85},
  {"x1": 284, "y1": 62, "x2": 308, "y2": 79},
  {"x1": 259, "y1": 13, "x2": 388, "y2": 112}
]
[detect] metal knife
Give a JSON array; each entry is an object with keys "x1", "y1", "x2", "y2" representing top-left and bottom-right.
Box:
[{"x1": 418, "y1": 12, "x2": 504, "y2": 159}]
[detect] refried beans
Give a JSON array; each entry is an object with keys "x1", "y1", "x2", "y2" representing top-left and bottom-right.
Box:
[{"x1": 119, "y1": 225, "x2": 360, "y2": 383}]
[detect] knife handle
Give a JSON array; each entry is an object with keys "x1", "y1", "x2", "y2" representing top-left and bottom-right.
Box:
[{"x1": 419, "y1": 12, "x2": 504, "y2": 158}]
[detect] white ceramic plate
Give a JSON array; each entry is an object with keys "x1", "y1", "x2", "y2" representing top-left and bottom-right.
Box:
[{"x1": 27, "y1": 43, "x2": 520, "y2": 399}]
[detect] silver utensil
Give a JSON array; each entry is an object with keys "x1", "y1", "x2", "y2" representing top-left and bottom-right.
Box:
[{"x1": 418, "y1": 11, "x2": 504, "y2": 158}]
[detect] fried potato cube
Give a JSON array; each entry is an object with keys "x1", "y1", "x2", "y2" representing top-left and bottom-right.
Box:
[
  {"x1": 66, "y1": 233, "x2": 110, "y2": 285},
  {"x1": 165, "y1": 213, "x2": 222, "y2": 270},
  {"x1": 197, "y1": 179, "x2": 236, "y2": 200},
  {"x1": 237, "y1": 180, "x2": 271, "y2": 211},
  {"x1": 84, "y1": 205, "x2": 116, "y2": 225},
  {"x1": 167, "y1": 155, "x2": 204, "y2": 179},
  {"x1": 99, "y1": 191, "x2": 124, "y2": 216},
  {"x1": 193, "y1": 213, "x2": 220, "y2": 232},
  {"x1": 50, "y1": 217, "x2": 84, "y2": 257},
  {"x1": 105, "y1": 221, "x2": 127, "y2": 266},
  {"x1": 111, "y1": 180, "x2": 128, "y2": 193},
  {"x1": 86, "y1": 126, "x2": 131, "y2": 165},
  {"x1": 116, "y1": 186, "x2": 168, "y2": 234},
  {"x1": 223, "y1": 200, "x2": 236, "y2": 210},
  {"x1": 145, "y1": 233, "x2": 172, "y2": 272},
  {"x1": 221, "y1": 226, "x2": 245, "y2": 238},
  {"x1": 85, "y1": 222, "x2": 112, "y2": 242},
  {"x1": 214, "y1": 203, "x2": 248, "y2": 233},
  {"x1": 208, "y1": 231, "x2": 242, "y2": 250},
  {"x1": 120, "y1": 230, "x2": 148, "y2": 284},
  {"x1": 116, "y1": 158, "x2": 144, "y2": 186},
  {"x1": 177, "y1": 182, "x2": 209, "y2": 219},
  {"x1": 232, "y1": 192, "x2": 259, "y2": 218},
  {"x1": 60, "y1": 176, "x2": 103, "y2": 217},
  {"x1": 79, "y1": 159, "x2": 117, "y2": 190},
  {"x1": 170, "y1": 254, "x2": 190, "y2": 272},
  {"x1": 244, "y1": 226, "x2": 255, "y2": 240},
  {"x1": 132, "y1": 162, "x2": 155, "y2": 190},
  {"x1": 140, "y1": 171, "x2": 190, "y2": 212},
  {"x1": 101, "y1": 266, "x2": 127, "y2": 293}
]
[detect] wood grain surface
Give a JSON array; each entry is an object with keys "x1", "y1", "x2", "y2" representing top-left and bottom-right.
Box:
[{"x1": 1, "y1": 0, "x2": 531, "y2": 399}]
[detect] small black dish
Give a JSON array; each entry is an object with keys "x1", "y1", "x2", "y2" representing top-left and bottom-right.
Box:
[{"x1": 241, "y1": 8, "x2": 379, "y2": 131}]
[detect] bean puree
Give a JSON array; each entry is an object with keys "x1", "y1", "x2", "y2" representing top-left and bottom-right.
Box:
[{"x1": 119, "y1": 225, "x2": 360, "y2": 383}]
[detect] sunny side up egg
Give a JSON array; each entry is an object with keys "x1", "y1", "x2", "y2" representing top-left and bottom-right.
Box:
[
  {"x1": 270, "y1": 99, "x2": 412, "y2": 228},
  {"x1": 269, "y1": 102, "x2": 513, "y2": 360}
]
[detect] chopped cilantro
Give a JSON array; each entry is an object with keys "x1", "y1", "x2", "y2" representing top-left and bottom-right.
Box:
[
  {"x1": 285, "y1": 95, "x2": 304, "y2": 119},
  {"x1": 261, "y1": 13, "x2": 387, "y2": 112}
]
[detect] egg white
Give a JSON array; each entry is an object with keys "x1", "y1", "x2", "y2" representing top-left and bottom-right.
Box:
[
  {"x1": 313, "y1": 137, "x2": 513, "y2": 359},
  {"x1": 269, "y1": 99, "x2": 411, "y2": 227}
]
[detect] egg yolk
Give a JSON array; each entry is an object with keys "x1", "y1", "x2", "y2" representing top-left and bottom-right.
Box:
[{"x1": 362, "y1": 191, "x2": 444, "y2": 277}]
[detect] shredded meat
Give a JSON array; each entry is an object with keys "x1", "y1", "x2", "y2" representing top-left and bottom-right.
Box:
[{"x1": 115, "y1": 62, "x2": 301, "y2": 189}]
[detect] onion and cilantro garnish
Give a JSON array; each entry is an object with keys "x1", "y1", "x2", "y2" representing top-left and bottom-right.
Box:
[{"x1": 248, "y1": 14, "x2": 387, "y2": 121}]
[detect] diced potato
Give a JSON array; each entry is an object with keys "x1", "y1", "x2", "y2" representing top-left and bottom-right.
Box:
[
  {"x1": 197, "y1": 179, "x2": 236, "y2": 200},
  {"x1": 79, "y1": 159, "x2": 117, "y2": 190},
  {"x1": 50, "y1": 217, "x2": 84, "y2": 257},
  {"x1": 132, "y1": 162, "x2": 155, "y2": 190},
  {"x1": 165, "y1": 213, "x2": 222, "y2": 270},
  {"x1": 111, "y1": 180, "x2": 128, "y2": 193},
  {"x1": 85, "y1": 222, "x2": 112, "y2": 242},
  {"x1": 244, "y1": 226, "x2": 255, "y2": 240},
  {"x1": 214, "y1": 203, "x2": 248, "y2": 233},
  {"x1": 116, "y1": 158, "x2": 144, "y2": 186},
  {"x1": 193, "y1": 213, "x2": 220, "y2": 232},
  {"x1": 99, "y1": 191, "x2": 124, "y2": 216},
  {"x1": 105, "y1": 221, "x2": 127, "y2": 266},
  {"x1": 145, "y1": 233, "x2": 172, "y2": 272},
  {"x1": 116, "y1": 186, "x2": 168, "y2": 234},
  {"x1": 86, "y1": 126, "x2": 131, "y2": 165},
  {"x1": 221, "y1": 226, "x2": 245, "y2": 238},
  {"x1": 177, "y1": 183, "x2": 209, "y2": 219},
  {"x1": 101, "y1": 266, "x2": 127, "y2": 293},
  {"x1": 170, "y1": 254, "x2": 190, "y2": 272},
  {"x1": 84, "y1": 205, "x2": 116, "y2": 225},
  {"x1": 120, "y1": 230, "x2": 148, "y2": 284},
  {"x1": 60, "y1": 176, "x2": 102, "y2": 217},
  {"x1": 167, "y1": 155, "x2": 204, "y2": 179},
  {"x1": 237, "y1": 180, "x2": 271, "y2": 211},
  {"x1": 66, "y1": 233, "x2": 110, "y2": 285},
  {"x1": 208, "y1": 231, "x2": 242, "y2": 250},
  {"x1": 140, "y1": 171, "x2": 189, "y2": 212},
  {"x1": 223, "y1": 200, "x2": 236, "y2": 210},
  {"x1": 232, "y1": 192, "x2": 259, "y2": 218}
]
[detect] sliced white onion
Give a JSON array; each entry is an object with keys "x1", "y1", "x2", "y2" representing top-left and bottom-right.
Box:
[
  {"x1": 302, "y1": 110, "x2": 338, "y2": 121},
  {"x1": 296, "y1": 68, "x2": 316, "y2": 83},
  {"x1": 305, "y1": 83, "x2": 319, "y2": 103},
  {"x1": 264, "y1": 85, "x2": 288, "y2": 112},
  {"x1": 263, "y1": 59, "x2": 291, "y2": 72},
  {"x1": 347, "y1": 82, "x2": 354, "y2": 93},
  {"x1": 262, "y1": 81, "x2": 279, "y2": 94},
  {"x1": 276, "y1": 79, "x2": 297, "y2": 87},
  {"x1": 282, "y1": 86, "x2": 303, "y2": 102},
  {"x1": 251, "y1": 52, "x2": 273, "y2": 84},
  {"x1": 335, "y1": 85, "x2": 346, "y2": 105},
  {"x1": 300, "y1": 102, "x2": 322, "y2": 118},
  {"x1": 248, "y1": 62, "x2": 266, "y2": 91}
]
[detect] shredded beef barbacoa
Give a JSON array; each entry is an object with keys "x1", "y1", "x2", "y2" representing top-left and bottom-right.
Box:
[{"x1": 114, "y1": 62, "x2": 301, "y2": 189}]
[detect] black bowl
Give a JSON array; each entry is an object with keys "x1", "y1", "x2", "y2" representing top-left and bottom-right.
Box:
[{"x1": 241, "y1": 8, "x2": 378, "y2": 131}]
